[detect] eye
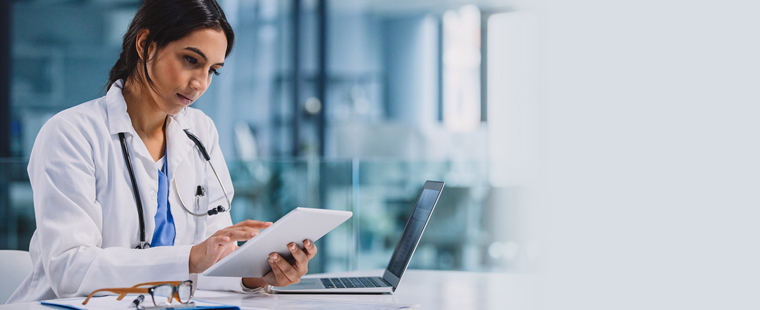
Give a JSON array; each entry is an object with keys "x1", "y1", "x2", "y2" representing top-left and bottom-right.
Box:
[
  {"x1": 209, "y1": 68, "x2": 220, "y2": 76},
  {"x1": 184, "y1": 55, "x2": 198, "y2": 64}
]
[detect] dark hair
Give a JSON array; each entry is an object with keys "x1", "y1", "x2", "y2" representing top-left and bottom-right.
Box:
[{"x1": 106, "y1": 0, "x2": 235, "y2": 90}]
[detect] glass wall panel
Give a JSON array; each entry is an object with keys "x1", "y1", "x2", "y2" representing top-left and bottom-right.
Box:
[{"x1": 0, "y1": 159, "x2": 522, "y2": 273}]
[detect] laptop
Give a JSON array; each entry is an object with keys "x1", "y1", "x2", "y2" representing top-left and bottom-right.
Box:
[{"x1": 272, "y1": 180, "x2": 445, "y2": 294}]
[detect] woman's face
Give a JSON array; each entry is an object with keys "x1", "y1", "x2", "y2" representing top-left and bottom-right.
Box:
[{"x1": 143, "y1": 28, "x2": 227, "y2": 115}]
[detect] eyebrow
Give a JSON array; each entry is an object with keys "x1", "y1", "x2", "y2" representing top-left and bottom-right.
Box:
[{"x1": 184, "y1": 47, "x2": 225, "y2": 67}]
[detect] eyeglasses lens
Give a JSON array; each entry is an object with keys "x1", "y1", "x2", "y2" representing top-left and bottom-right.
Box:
[
  {"x1": 177, "y1": 281, "x2": 192, "y2": 303},
  {"x1": 151, "y1": 284, "x2": 174, "y2": 306}
]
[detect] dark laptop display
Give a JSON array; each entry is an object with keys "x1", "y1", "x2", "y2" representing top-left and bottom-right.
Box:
[
  {"x1": 386, "y1": 186, "x2": 441, "y2": 279},
  {"x1": 273, "y1": 180, "x2": 444, "y2": 293}
]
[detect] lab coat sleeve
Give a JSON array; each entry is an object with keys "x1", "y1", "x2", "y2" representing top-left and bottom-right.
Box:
[
  {"x1": 192, "y1": 117, "x2": 247, "y2": 292},
  {"x1": 29, "y1": 116, "x2": 193, "y2": 298}
]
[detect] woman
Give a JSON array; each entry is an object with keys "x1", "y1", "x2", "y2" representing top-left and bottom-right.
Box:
[{"x1": 7, "y1": 0, "x2": 315, "y2": 303}]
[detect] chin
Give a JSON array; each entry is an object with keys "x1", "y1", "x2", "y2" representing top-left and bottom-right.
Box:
[
  {"x1": 163, "y1": 104, "x2": 184, "y2": 115},
  {"x1": 164, "y1": 102, "x2": 188, "y2": 115}
]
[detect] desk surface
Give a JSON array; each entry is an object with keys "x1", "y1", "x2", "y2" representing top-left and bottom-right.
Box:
[{"x1": 1, "y1": 270, "x2": 538, "y2": 310}]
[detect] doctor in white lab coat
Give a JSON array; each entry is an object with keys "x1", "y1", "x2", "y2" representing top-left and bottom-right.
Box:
[{"x1": 7, "y1": 0, "x2": 316, "y2": 303}]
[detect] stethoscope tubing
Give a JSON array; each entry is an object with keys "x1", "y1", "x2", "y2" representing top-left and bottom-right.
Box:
[
  {"x1": 119, "y1": 129, "x2": 232, "y2": 249},
  {"x1": 119, "y1": 132, "x2": 149, "y2": 249}
]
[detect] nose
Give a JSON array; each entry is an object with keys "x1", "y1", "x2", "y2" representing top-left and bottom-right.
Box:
[{"x1": 188, "y1": 69, "x2": 207, "y2": 93}]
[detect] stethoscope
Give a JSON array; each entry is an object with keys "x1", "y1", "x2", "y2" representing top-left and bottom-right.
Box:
[{"x1": 118, "y1": 129, "x2": 232, "y2": 249}]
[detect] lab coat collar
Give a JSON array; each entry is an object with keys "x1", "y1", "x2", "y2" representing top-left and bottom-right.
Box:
[
  {"x1": 167, "y1": 107, "x2": 194, "y2": 131},
  {"x1": 105, "y1": 80, "x2": 134, "y2": 135},
  {"x1": 105, "y1": 79, "x2": 196, "y2": 135}
]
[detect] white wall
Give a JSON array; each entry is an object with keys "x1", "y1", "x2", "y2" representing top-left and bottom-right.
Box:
[
  {"x1": 486, "y1": 10, "x2": 541, "y2": 273},
  {"x1": 523, "y1": 0, "x2": 760, "y2": 308}
]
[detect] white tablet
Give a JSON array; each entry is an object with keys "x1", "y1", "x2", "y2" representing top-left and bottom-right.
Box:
[{"x1": 202, "y1": 208, "x2": 353, "y2": 278}]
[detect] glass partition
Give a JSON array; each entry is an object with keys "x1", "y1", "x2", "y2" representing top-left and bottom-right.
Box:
[
  {"x1": 0, "y1": 159, "x2": 521, "y2": 274},
  {"x1": 0, "y1": 159, "x2": 35, "y2": 251}
]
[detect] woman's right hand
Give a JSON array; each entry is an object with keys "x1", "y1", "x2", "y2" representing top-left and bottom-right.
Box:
[{"x1": 189, "y1": 220, "x2": 272, "y2": 274}]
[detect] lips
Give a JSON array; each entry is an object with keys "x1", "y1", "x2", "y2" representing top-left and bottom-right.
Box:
[{"x1": 177, "y1": 93, "x2": 194, "y2": 105}]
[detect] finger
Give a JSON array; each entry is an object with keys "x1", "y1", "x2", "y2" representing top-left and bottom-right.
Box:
[
  {"x1": 218, "y1": 245, "x2": 236, "y2": 261},
  {"x1": 210, "y1": 234, "x2": 233, "y2": 245},
  {"x1": 270, "y1": 253, "x2": 299, "y2": 284},
  {"x1": 204, "y1": 237, "x2": 236, "y2": 263},
  {"x1": 288, "y1": 243, "x2": 309, "y2": 274},
  {"x1": 267, "y1": 257, "x2": 287, "y2": 285},
  {"x1": 265, "y1": 254, "x2": 290, "y2": 286},
  {"x1": 233, "y1": 219, "x2": 273, "y2": 230},
  {"x1": 303, "y1": 239, "x2": 317, "y2": 259},
  {"x1": 214, "y1": 227, "x2": 260, "y2": 243}
]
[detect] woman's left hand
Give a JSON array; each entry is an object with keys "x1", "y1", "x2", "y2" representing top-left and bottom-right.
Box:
[{"x1": 242, "y1": 239, "x2": 318, "y2": 288}]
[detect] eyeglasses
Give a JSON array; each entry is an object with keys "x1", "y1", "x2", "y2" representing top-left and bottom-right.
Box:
[{"x1": 82, "y1": 280, "x2": 194, "y2": 306}]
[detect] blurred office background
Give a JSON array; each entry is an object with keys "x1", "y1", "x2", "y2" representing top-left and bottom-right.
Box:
[
  {"x1": 3, "y1": 0, "x2": 760, "y2": 309},
  {"x1": 0, "y1": 0, "x2": 540, "y2": 276}
]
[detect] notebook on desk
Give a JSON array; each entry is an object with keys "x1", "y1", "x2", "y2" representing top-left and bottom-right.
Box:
[
  {"x1": 272, "y1": 181, "x2": 444, "y2": 294},
  {"x1": 40, "y1": 295, "x2": 239, "y2": 310}
]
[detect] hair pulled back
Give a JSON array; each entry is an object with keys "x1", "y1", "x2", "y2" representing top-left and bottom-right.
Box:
[{"x1": 107, "y1": 0, "x2": 235, "y2": 90}]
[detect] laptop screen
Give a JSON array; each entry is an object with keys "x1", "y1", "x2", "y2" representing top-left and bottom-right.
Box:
[{"x1": 386, "y1": 185, "x2": 442, "y2": 278}]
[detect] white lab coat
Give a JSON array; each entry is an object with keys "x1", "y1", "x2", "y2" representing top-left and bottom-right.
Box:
[{"x1": 7, "y1": 80, "x2": 246, "y2": 303}]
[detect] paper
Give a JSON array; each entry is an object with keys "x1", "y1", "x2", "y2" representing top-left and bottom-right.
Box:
[
  {"x1": 40, "y1": 295, "x2": 239, "y2": 310},
  {"x1": 235, "y1": 297, "x2": 418, "y2": 310},
  {"x1": 194, "y1": 292, "x2": 419, "y2": 310}
]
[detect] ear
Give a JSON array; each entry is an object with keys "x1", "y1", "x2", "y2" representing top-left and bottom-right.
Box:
[{"x1": 135, "y1": 29, "x2": 157, "y2": 62}]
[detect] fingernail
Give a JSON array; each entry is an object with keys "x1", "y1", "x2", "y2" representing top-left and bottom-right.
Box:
[
  {"x1": 272, "y1": 254, "x2": 278, "y2": 260},
  {"x1": 290, "y1": 244, "x2": 296, "y2": 251},
  {"x1": 306, "y1": 240, "x2": 311, "y2": 246}
]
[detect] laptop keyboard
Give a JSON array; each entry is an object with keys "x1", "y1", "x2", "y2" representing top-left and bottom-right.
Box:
[{"x1": 320, "y1": 277, "x2": 389, "y2": 289}]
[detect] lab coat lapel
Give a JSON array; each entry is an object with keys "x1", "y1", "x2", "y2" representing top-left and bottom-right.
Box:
[
  {"x1": 165, "y1": 112, "x2": 196, "y2": 244},
  {"x1": 165, "y1": 113, "x2": 195, "y2": 184},
  {"x1": 104, "y1": 80, "x2": 159, "y2": 243}
]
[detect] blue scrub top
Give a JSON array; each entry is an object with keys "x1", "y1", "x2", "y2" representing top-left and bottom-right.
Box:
[{"x1": 151, "y1": 152, "x2": 176, "y2": 247}]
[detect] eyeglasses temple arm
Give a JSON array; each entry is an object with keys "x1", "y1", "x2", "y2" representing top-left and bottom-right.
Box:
[
  {"x1": 117, "y1": 281, "x2": 183, "y2": 300},
  {"x1": 83, "y1": 288, "x2": 148, "y2": 305}
]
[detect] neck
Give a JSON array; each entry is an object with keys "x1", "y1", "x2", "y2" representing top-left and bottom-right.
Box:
[{"x1": 122, "y1": 79, "x2": 167, "y2": 138}]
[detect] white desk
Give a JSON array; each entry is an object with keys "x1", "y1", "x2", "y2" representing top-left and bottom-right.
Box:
[{"x1": 0, "y1": 270, "x2": 538, "y2": 310}]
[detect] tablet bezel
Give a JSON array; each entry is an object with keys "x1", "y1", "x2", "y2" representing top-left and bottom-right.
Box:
[{"x1": 202, "y1": 207, "x2": 352, "y2": 278}]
